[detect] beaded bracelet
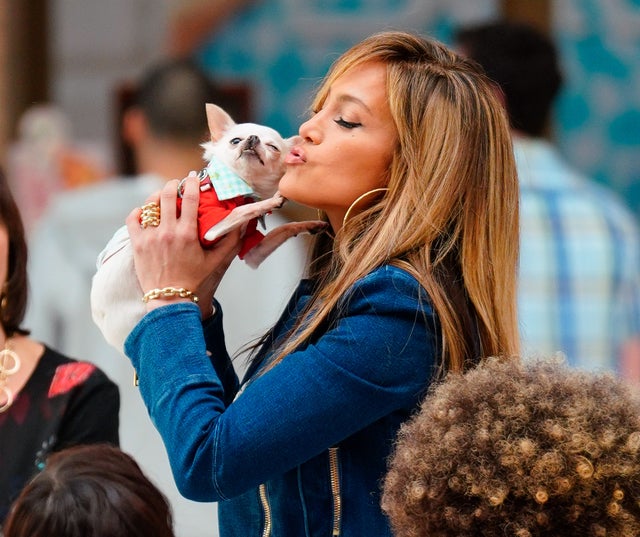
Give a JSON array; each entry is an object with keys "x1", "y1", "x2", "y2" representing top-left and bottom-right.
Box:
[{"x1": 141, "y1": 287, "x2": 199, "y2": 303}]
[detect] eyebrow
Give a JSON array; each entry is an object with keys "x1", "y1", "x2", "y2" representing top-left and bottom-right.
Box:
[{"x1": 336, "y1": 93, "x2": 372, "y2": 113}]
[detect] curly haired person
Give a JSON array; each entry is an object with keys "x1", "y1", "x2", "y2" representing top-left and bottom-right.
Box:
[{"x1": 382, "y1": 357, "x2": 640, "y2": 537}]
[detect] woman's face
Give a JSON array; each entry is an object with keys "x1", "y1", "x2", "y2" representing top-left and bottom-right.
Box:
[{"x1": 279, "y1": 61, "x2": 397, "y2": 231}]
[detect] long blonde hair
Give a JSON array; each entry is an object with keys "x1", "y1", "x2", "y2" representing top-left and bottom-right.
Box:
[{"x1": 258, "y1": 31, "x2": 519, "y2": 375}]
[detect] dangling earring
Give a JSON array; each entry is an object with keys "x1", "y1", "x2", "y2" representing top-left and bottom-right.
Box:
[
  {"x1": 343, "y1": 188, "x2": 389, "y2": 226},
  {"x1": 0, "y1": 340, "x2": 20, "y2": 412}
]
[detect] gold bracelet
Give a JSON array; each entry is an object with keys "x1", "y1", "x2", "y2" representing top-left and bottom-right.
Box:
[{"x1": 141, "y1": 287, "x2": 199, "y2": 303}]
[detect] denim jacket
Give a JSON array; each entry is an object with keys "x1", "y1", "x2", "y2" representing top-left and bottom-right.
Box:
[{"x1": 125, "y1": 265, "x2": 439, "y2": 536}]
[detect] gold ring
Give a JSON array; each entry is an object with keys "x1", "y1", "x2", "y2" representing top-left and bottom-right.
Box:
[{"x1": 140, "y1": 202, "x2": 160, "y2": 228}]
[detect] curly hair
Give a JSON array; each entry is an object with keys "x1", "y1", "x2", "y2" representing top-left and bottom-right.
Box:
[{"x1": 382, "y1": 357, "x2": 640, "y2": 537}]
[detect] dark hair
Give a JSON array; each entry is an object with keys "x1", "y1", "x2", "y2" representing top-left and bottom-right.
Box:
[
  {"x1": 0, "y1": 169, "x2": 29, "y2": 336},
  {"x1": 2, "y1": 444, "x2": 174, "y2": 537},
  {"x1": 135, "y1": 58, "x2": 219, "y2": 144},
  {"x1": 382, "y1": 357, "x2": 640, "y2": 536},
  {"x1": 455, "y1": 21, "x2": 562, "y2": 137}
]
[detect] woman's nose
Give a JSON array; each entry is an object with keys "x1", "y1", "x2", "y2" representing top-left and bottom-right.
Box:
[{"x1": 299, "y1": 115, "x2": 321, "y2": 144}]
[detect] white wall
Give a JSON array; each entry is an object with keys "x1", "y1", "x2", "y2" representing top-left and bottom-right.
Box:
[{"x1": 49, "y1": 0, "x2": 171, "y2": 162}]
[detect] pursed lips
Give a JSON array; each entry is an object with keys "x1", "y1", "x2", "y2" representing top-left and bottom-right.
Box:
[{"x1": 285, "y1": 146, "x2": 306, "y2": 165}]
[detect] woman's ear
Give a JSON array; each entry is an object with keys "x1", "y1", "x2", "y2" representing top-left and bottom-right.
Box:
[{"x1": 121, "y1": 107, "x2": 148, "y2": 147}]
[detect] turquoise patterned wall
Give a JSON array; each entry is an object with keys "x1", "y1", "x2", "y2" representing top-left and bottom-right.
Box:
[
  {"x1": 554, "y1": 0, "x2": 640, "y2": 216},
  {"x1": 195, "y1": 0, "x2": 497, "y2": 135}
]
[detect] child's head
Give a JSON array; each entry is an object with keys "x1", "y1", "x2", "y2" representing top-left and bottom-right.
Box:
[
  {"x1": 382, "y1": 357, "x2": 640, "y2": 536},
  {"x1": 3, "y1": 444, "x2": 175, "y2": 537}
]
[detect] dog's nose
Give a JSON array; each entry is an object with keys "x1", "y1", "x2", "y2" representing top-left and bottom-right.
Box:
[{"x1": 245, "y1": 135, "x2": 259, "y2": 149}]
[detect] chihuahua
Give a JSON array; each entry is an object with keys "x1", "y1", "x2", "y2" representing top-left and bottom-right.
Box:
[{"x1": 90, "y1": 104, "x2": 325, "y2": 353}]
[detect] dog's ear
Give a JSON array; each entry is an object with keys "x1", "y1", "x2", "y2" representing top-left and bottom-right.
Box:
[{"x1": 206, "y1": 103, "x2": 236, "y2": 142}]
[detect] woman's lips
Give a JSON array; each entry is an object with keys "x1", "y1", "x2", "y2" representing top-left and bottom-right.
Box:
[{"x1": 285, "y1": 147, "x2": 306, "y2": 164}]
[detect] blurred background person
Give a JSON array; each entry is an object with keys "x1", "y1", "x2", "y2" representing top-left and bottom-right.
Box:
[
  {"x1": 383, "y1": 356, "x2": 640, "y2": 537},
  {"x1": 455, "y1": 20, "x2": 640, "y2": 378},
  {"x1": 4, "y1": 104, "x2": 111, "y2": 236},
  {"x1": 26, "y1": 57, "x2": 218, "y2": 388},
  {"x1": 2, "y1": 444, "x2": 175, "y2": 537},
  {"x1": 0, "y1": 169, "x2": 119, "y2": 524}
]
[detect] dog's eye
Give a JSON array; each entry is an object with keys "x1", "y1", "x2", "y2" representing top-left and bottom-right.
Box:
[
  {"x1": 267, "y1": 144, "x2": 280, "y2": 152},
  {"x1": 230, "y1": 138, "x2": 242, "y2": 145}
]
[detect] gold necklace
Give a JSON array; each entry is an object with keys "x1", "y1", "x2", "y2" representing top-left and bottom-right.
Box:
[{"x1": 0, "y1": 339, "x2": 21, "y2": 412}]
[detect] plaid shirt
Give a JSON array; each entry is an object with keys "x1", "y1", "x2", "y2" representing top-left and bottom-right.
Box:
[
  {"x1": 203, "y1": 155, "x2": 255, "y2": 200},
  {"x1": 515, "y1": 137, "x2": 640, "y2": 373}
]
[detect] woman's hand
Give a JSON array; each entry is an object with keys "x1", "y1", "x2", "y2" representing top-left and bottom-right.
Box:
[{"x1": 126, "y1": 173, "x2": 242, "y2": 317}]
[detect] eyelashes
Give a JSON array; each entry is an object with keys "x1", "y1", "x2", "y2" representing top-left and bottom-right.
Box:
[
  {"x1": 334, "y1": 118, "x2": 362, "y2": 129},
  {"x1": 308, "y1": 109, "x2": 362, "y2": 129}
]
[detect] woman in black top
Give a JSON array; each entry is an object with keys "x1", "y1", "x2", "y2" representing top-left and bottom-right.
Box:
[{"x1": 0, "y1": 170, "x2": 119, "y2": 523}]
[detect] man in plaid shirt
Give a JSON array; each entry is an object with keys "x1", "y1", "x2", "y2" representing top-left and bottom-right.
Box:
[{"x1": 456, "y1": 21, "x2": 640, "y2": 377}]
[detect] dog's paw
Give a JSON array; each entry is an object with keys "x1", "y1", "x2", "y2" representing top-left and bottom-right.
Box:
[
  {"x1": 308, "y1": 221, "x2": 330, "y2": 235},
  {"x1": 272, "y1": 191, "x2": 286, "y2": 209}
]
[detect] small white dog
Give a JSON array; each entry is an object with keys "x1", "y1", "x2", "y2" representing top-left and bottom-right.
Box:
[{"x1": 90, "y1": 104, "x2": 325, "y2": 354}]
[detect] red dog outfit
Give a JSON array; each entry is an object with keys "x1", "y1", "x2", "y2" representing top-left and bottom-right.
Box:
[{"x1": 177, "y1": 156, "x2": 266, "y2": 259}]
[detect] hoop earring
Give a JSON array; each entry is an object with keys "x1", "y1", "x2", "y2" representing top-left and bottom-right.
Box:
[
  {"x1": 0, "y1": 284, "x2": 7, "y2": 316},
  {"x1": 343, "y1": 188, "x2": 389, "y2": 226}
]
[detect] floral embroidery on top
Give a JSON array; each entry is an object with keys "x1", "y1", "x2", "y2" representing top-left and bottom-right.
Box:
[{"x1": 48, "y1": 362, "x2": 96, "y2": 398}]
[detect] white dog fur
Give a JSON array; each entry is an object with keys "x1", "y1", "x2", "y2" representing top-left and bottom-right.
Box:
[{"x1": 90, "y1": 104, "x2": 325, "y2": 354}]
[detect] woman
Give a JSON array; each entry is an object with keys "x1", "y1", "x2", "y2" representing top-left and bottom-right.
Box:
[
  {"x1": 3, "y1": 444, "x2": 174, "y2": 537},
  {"x1": 0, "y1": 171, "x2": 119, "y2": 523},
  {"x1": 123, "y1": 31, "x2": 519, "y2": 536}
]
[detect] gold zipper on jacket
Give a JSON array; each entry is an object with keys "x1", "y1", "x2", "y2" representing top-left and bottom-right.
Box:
[
  {"x1": 329, "y1": 447, "x2": 342, "y2": 536},
  {"x1": 259, "y1": 483, "x2": 272, "y2": 537}
]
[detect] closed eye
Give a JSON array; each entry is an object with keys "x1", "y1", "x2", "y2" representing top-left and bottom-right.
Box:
[
  {"x1": 267, "y1": 144, "x2": 280, "y2": 152},
  {"x1": 334, "y1": 118, "x2": 362, "y2": 129}
]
